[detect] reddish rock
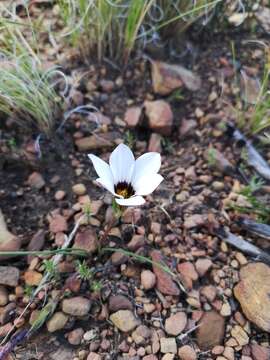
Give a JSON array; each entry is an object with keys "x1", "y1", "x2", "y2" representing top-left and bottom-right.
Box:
[
  {"x1": 195, "y1": 258, "x2": 213, "y2": 277},
  {"x1": 27, "y1": 229, "x2": 45, "y2": 263},
  {"x1": 0, "y1": 322, "x2": 13, "y2": 337},
  {"x1": 27, "y1": 172, "x2": 45, "y2": 189},
  {"x1": 49, "y1": 214, "x2": 68, "y2": 233},
  {"x1": 108, "y1": 295, "x2": 133, "y2": 312},
  {"x1": 111, "y1": 251, "x2": 128, "y2": 265},
  {"x1": 73, "y1": 229, "x2": 98, "y2": 253},
  {"x1": 151, "y1": 61, "x2": 201, "y2": 95},
  {"x1": 251, "y1": 343, "x2": 270, "y2": 360},
  {"x1": 144, "y1": 100, "x2": 173, "y2": 135},
  {"x1": 165, "y1": 312, "x2": 187, "y2": 335},
  {"x1": 148, "y1": 133, "x2": 162, "y2": 153},
  {"x1": 150, "y1": 250, "x2": 180, "y2": 296},
  {"x1": 177, "y1": 262, "x2": 198, "y2": 289},
  {"x1": 75, "y1": 132, "x2": 117, "y2": 151},
  {"x1": 127, "y1": 235, "x2": 145, "y2": 251},
  {"x1": 178, "y1": 345, "x2": 197, "y2": 360},
  {"x1": 201, "y1": 285, "x2": 217, "y2": 302},
  {"x1": 196, "y1": 311, "x2": 225, "y2": 350},
  {"x1": 184, "y1": 214, "x2": 206, "y2": 229},
  {"x1": 179, "y1": 119, "x2": 197, "y2": 137},
  {"x1": 234, "y1": 262, "x2": 270, "y2": 332},
  {"x1": 143, "y1": 356, "x2": 158, "y2": 360},
  {"x1": 124, "y1": 107, "x2": 142, "y2": 128},
  {"x1": 141, "y1": 270, "x2": 156, "y2": 290},
  {"x1": 64, "y1": 274, "x2": 82, "y2": 293},
  {"x1": 24, "y1": 270, "x2": 42, "y2": 286},
  {"x1": 87, "y1": 353, "x2": 101, "y2": 360},
  {"x1": 67, "y1": 328, "x2": 84, "y2": 345}
]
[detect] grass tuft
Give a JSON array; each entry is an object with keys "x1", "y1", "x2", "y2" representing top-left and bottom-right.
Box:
[
  {"x1": 57, "y1": 0, "x2": 222, "y2": 64},
  {"x1": 0, "y1": 51, "x2": 63, "y2": 134}
]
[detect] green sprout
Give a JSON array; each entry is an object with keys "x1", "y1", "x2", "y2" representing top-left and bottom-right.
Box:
[
  {"x1": 91, "y1": 280, "x2": 102, "y2": 293},
  {"x1": 76, "y1": 260, "x2": 93, "y2": 281},
  {"x1": 124, "y1": 130, "x2": 135, "y2": 150},
  {"x1": 43, "y1": 259, "x2": 59, "y2": 280},
  {"x1": 207, "y1": 148, "x2": 217, "y2": 167},
  {"x1": 112, "y1": 198, "x2": 123, "y2": 219},
  {"x1": 7, "y1": 138, "x2": 17, "y2": 149},
  {"x1": 24, "y1": 284, "x2": 34, "y2": 297}
]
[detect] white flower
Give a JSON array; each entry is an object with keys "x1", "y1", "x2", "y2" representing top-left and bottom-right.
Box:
[{"x1": 88, "y1": 143, "x2": 163, "y2": 206}]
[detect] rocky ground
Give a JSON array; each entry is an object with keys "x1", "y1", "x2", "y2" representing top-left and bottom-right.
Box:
[{"x1": 0, "y1": 3, "x2": 270, "y2": 360}]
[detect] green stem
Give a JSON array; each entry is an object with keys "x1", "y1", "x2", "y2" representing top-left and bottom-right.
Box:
[{"x1": 0, "y1": 248, "x2": 88, "y2": 257}]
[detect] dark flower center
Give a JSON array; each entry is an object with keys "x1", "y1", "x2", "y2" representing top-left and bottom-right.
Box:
[{"x1": 115, "y1": 182, "x2": 135, "y2": 199}]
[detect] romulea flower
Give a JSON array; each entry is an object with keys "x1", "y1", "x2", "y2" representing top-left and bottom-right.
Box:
[{"x1": 89, "y1": 143, "x2": 164, "y2": 206}]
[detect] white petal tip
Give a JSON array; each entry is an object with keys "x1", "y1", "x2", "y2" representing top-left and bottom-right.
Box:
[{"x1": 115, "y1": 196, "x2": 145, "y2": 207}]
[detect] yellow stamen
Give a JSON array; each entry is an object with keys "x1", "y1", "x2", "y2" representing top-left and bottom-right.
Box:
[{"x1": 117, "y1": 188, "x2": 129, "y2": 198}]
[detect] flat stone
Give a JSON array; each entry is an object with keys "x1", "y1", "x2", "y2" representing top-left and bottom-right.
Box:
[
  {"x1": 0, "y1": 266, "x2": 19, "y2": 287},
  {"x1": 27, "y1": 172, "x2": 45, "y2": 189},
  {"x1": 62, "y1": 296, "x2": 91, "y2": 316},
  {"x1": 110, "y1": 310, "x2": 140, "y2": 332},
  {"x1": 127, "y1": 235, "x2": 145, "y2": 251},
  {"x1": 124, "y1": 107, "x2": 142, "y2": 127},
  {"x1": 234, "y1": 262, "x2": 270, "y2": 332},
  {"x1": 201, "y1": 285, "x2": 217, "y2": 302},
  {"x1": 73, "y1": 229, "x2": 98, "y2": 253},
  {"x1": 75, "y1": 132, "x2": 117, "y2": 151},
  {"x1": 46, "y1": 312, "x2": 68, "y2": 332},
  {"x1": 251, "y1": 343, "x2": 270, "y2": 360},
  {"x1": 196, "y1": 311, "x2": 225, "y2": 350},
  {"x1": 108, "y1": 295, "x2": 133, "y2": 312},
  {"x1": 24, "y1": 270, "x2": 43, "y2": 286},
  {"x1": 165, "y1": 312, "x2": 187, "y2": 336},
  {"x1": 231, "y1": 325, "x2": 249, "y2": 346},
  {"x1": 160, "y1": 338, "x2": 177, "y2": 354},
  {"x1": 151, "y1": 61, "x2": 201, "y2": 95},
  {"x1": 184, "y1": 214, "x2": 206, "y2": 229},
  {"x1": 161, "y1": 354, "x2": 174, "y2": 360},
  {"x1": 178, "y1": 345, "x2": 197, "y2": 360},
  {"x1": 87, "y1": 353, "x2": 102, "y2": 360},
  {"x1": 143, "y1": 356, "x2": 158, "y2": 360},
  {"x1": 49, "y1": 214, "x2": 68, "y2": 233},
  {"x1": 150, "y1": 250, "x2": 179, "y2": 296}
]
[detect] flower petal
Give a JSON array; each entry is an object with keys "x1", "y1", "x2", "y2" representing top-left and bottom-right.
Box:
[
  {"x1": 96, "y1": 178, "x2": 119, "y2": 196},
  {"x1": 88, "y1": 154, "x2": 114, "y2": 191},
  {"x1": 134, "y1": 173, "x2": 164, "y2": 196},
  {"x1": 109, "y1": 143, "x2": 135, "y2": 184},
  {"x1": 115, "y1": 195, "x2": 145, "y2": 206},
  {"x1": 133, "y1": 152, "x2": 161, "y2": 185}
]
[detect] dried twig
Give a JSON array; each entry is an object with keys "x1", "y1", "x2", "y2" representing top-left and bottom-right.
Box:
[{"x1": 216, "y1": 227, "x2": 270, "y2": 265}]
